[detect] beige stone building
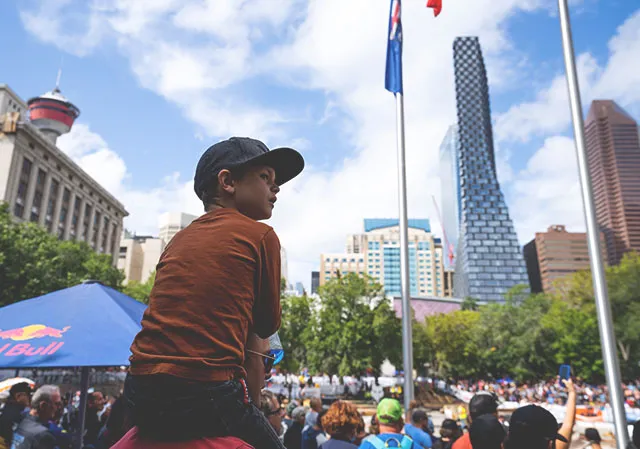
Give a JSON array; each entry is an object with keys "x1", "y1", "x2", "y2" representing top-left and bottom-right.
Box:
[
  {"x1": 117, "y1": 232, "x2": 164, "y2": 283},
  {"x1": 320, "y1": 219, "x2": 448, "y2": 297},
  {"x1": 0, "y1": 84, "x2": 127, "y2": 264},
  {"x1": 158, "y1": 212, "x2": 198, "y2": 245},
  {"x1": 120, "y1": 211, "x2": 202, "y2": 283}
]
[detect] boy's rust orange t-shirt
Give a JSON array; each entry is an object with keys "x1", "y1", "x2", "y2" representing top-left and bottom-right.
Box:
[{"x1": 129, "y1": 208, "x2": 281, "y2": 382}]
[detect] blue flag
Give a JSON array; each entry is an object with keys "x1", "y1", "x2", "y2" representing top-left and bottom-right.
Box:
[{"x1": 385, "y1": 0, "x2": 403, "y2": 94}]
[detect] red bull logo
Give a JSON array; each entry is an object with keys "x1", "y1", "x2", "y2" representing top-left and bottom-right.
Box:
[{"x1": 0, "y1": 324, "x2": 70, "y2": 357}]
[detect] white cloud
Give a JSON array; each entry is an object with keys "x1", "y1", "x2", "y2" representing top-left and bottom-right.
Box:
[
  {"x1": 495, "y1": 9, "x2": 640, "y2": 250},
  {"x1": 57, "y1": 124, "x2": 202, "y2": 234},
  {"x1": 495, "y1": 9, "x2": 640, "y2": 143},
  {"x1": 18, "y1": 0, "x2": 640, "y2": 289},
  {"x1": 494, "y1": 53, "x2": 601, "y2": 143},
  {"x1": 509, "y1": 136, "x2": 585, "y2": 242}
]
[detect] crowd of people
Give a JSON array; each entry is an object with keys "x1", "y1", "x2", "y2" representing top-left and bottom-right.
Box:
[
  {"x1": 2, "y1": 376, "x2": 640, "y2": 449},
  {"x1": 444, "y1": 378, "x2": 640, "y2": 409},
  {"x1": 0, "y1": 381, "x2": 129, "y2": 449}
]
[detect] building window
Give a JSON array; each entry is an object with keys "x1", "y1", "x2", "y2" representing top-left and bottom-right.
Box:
[
  {"x1": 119, "y1": 246, "x2": 127, "y2": 258},
  {"x1": 92, "y1": 211, "x2": 101, "y2": 247},
  {"x1": 70, "y1": 197, "x2": 81, "y2": 239},
  {"x1": 83, "y1": 205, "x2": 92, "y2": 241},
  {"x1": 58, "y1": 188, "x2": 71, "y2": 239},
  {"x1": 30, "y1": 169, "x2": 47, "y2": 222},
  {"x1": 13, "y1": 157, "x2": 33, "y2": 218},
  {"x1": 101, "y1": 216, "x2": 109, "y2": 252},
  {"x1": 45, "y1": 179, "x2": 60, "y2": 232},
  {"x1": 111, "y1": 224, "x2": 119, "y2": 256}
]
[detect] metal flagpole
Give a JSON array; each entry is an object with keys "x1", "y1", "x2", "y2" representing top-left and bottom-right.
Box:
[
  {"x1": 557, "y1": 2, "x2": 629, "y2": 448},
  {"x1": 394, "y1": 92, "x2": 414, "y2": 410}
]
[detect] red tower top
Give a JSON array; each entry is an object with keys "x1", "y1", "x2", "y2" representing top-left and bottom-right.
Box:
[{"x1": 27, "y1": 86, "x2": 80, "y2": 144}]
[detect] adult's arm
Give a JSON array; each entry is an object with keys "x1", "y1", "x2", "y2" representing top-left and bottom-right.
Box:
[
  {"x1": 557, "y1": 379, "x2": 577, "y2": 449},
  {"x1": 244, "y1": 332, "x2": 270, "y2": 404}
]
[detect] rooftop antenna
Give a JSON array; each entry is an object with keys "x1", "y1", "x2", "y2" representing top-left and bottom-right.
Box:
[{"x1": 55, "y1": 56, "x2": 64, "y2": 92}]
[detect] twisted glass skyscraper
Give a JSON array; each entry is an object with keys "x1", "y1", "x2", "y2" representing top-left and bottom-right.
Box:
[{"x1": 451, "y1": 37, "x2": 528, "y2": 301}]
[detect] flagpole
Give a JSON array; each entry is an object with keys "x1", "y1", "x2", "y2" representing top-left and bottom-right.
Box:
[
  {"x1": 394, "y1": 92, "x2": 414, "y2": 410},
  {"x1": 557, "y1": 1, "x2": 629, "y2": 448}
]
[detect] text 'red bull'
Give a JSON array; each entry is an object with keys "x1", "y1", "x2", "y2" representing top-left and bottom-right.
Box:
[{"x1": 0, "y1": 324, "x2": 70, "y2": 357}]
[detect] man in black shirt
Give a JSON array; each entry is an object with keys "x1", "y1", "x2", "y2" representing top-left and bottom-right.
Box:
[
  {"x1": 0, "y1": 382, "x2": 32, "y2": 448},
  {"x1": 12, "y1": 385, "x2": 61, "y2": 449}
]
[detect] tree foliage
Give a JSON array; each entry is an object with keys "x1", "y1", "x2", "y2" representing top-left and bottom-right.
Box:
[
  {"x1": 280, "y1": 273, "x2": 402, "y2": 376},
  {"x1": 277, "y1": 253, "x2": 640, "y2": 382},
  {"x1": 278, "y1": 293, "x2": 314, "y2": 373},
  {"x1": 0, "y1": 203, "x2": 124, "y2": 305},
  {"x1": 123, "y1": 272, "x2": 156, "y2": 304}
]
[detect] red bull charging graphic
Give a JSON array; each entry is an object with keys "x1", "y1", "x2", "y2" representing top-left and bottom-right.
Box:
[{"x1": 0, "y1": 324, "x2": 70, "y2": 357}]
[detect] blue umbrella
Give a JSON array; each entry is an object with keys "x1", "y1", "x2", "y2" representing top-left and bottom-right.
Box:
[
  {"x1": 0, "y1": 280, "x2": 146, "y2": 449},
  {"x1": 0, "y1": 281, "x2": 145, "y2": 368}
]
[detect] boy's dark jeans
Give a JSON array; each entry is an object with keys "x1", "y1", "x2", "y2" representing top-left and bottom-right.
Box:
[{"x1": 124, "y1": 374, "x2": 285, "y2": 449}]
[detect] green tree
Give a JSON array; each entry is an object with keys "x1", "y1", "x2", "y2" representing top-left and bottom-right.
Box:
[
  {"x1": 306, "y1": 273, "x2": 401, "y2": 376},
  {"x1": 0, "y1": 203, "x2": 124, "y2": 305},
  {"x1": 541, "y1": 298, "x2": 604, "y2": 381},
  {"x1": 123, "y1": 272, "x2": 156, "y2": 304},
  {"x1": 426, "y1": 310, "x2": 481, "y2": 378},
  {"x1": 473, "y1": 292, "x2": 555, "y2": 380},
  {"x1": 461, "y1": 296, "x2": 479, "y2": 311},
  {"x1": 413, "y1": 319, "x2": 434, "y2": 375},
  {"x1": 557, "y1": 253, "x2": 640, "y2": 379},
  {"x1": 279, "y1": 293, "x2": 314, "y2": 372}
]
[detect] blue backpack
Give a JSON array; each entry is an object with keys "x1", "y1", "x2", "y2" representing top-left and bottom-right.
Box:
[{"x1": 364, "y1": 434, "x2": 413, "y2": 449}]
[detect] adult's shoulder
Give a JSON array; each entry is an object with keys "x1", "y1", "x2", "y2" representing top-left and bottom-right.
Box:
[{"x1": 32, "y1": 428, "x2": 56, "y2": 449}]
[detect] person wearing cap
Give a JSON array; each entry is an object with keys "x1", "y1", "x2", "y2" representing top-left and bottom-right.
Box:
[
  {"x1": 404, "y1": 408, "x2": 432, "y2": 449},
  {"x1": 469, "y1": 415, "x2": 505, "y2": 449},
  {"x1": 0, "y1": 382, "x2": 32, "y2": 449},
  {"x1": 359, "y1": 399, "x2": 415, "y2": 449},
  {"x1": 505, "y1": 405, "x2": 568, "y2": 449},
  {"x1": 125, "y1": 137, "x2": 304, "y2": 449},
  {"x1": 452, "y1": 393, "x2": 499, "y2": 449}
]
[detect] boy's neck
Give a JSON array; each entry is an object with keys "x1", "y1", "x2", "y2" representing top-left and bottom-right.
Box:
[{"x1": 206, "y1": 198, "x2": 237, "y2": 213}]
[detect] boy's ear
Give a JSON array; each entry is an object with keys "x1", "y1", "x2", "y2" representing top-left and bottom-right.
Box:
[{"x1": 217, "y1": 169, "x2": 236, "y2": 195}]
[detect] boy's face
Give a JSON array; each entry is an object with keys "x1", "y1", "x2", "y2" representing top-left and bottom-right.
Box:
[{"x1": 233, "y1": 165, "x2": 279, "y2": 220}]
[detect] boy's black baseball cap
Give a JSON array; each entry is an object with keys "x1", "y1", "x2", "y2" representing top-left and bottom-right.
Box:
[
  {"x1": 508, "y1": 405, "x2": 568, "y2": 444},
  {"x1": 193, "y1": 137, "x2": 305, "y2": 201}
]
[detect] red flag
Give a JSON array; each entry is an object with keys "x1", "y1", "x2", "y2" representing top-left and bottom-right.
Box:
[{"x1": 427, "y1": 0, "x2": 442, "y2": 16}]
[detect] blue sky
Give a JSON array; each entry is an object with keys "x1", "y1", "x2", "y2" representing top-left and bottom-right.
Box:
[{"x1": 1, "y1": 0, "x2": 639, "y2": 287}]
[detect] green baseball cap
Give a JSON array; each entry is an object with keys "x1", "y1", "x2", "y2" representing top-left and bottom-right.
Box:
[{"x1": 377, "y1": 398, "x2": 403, "y2": 424}]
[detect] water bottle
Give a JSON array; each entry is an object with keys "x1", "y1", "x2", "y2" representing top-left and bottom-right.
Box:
[{"x1": 268, "y1": 332, "x2": 284, "y2": 365}]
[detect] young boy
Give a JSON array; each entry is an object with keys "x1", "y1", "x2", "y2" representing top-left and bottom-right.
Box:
[{"x1": 125, "y1": 137, "x2": 304, "y2": 449}]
